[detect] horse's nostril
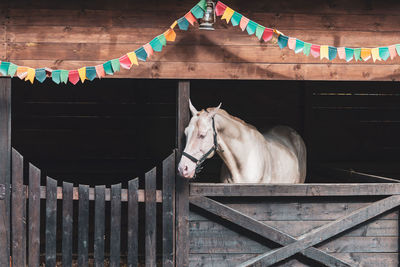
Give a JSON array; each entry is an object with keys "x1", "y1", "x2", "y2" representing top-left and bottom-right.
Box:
[{"x1": 184, "y1": 165, "x2": 188, "y2": 171}]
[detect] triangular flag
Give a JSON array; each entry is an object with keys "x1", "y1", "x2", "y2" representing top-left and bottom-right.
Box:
[
  {"x1": 158, "y1": 34, "x2": 167, "y2": 47},
  {"x1": 288, "y1": 37, "x2": 296, "y2": 50},
  {"x1": 294, "y1": 40, "x2": 304, "y2": 54},
  {"x1": 78, "y1": 67, "x2": 86, "y2": 83},
  {"x1": 354, "y1": 48, "x2": 361, "y2": 61},
  {"x1": 7, "y1": 63, "x2": 17, "y2": 77},
  {"x1": 164, "y1": 28, "x2": 176, "y2": 42},
  {"x1": 95, "y1": 65, "x2": 105, "y2": 79},
  {"x1": 25, "y1": 68, "x2": 35, "y2": 84},
  {"x1": 86, "y1": 66, "x2": 97, "y2": 81},
  {"x1": 135, "y1": 47, "x2": 148, "y2": 61},
  {"x1": 345, "y1": 48, "x2": 354, "y2": 62},
  {"x1": 310, "y1": 45, "x2": 320, "y2": 58},
  {"x1": 361, "y1": 48, "x2": 371, "y2": 61},
  {"x1": 303, "y1": 42, "x2": 311, "y2": 56},
  {"x1": 262, "y1": 28, "x2": 273, "y2": 42},
  {"x1": 197, "y1": 0, "x2": 207, "y2": 10},
  {"x1": 221, "y1": 7, "x2": 234, "y2": 23},
  {"x1": 185, "y1": 12, "x2": 197, "y2": 26},
  {"x1": 103, "y1": 61, "x2": 114, "y2": 75},
  {"x1": 68, "y1": 70, "x2": 79, "y2": 85},
  {"x1": 215, "y1": 1, "x2": 227, "y2": 16},
  {"x1": 337, "y1": 47, "x2": 346, "y2": 60},
  {"x1": 246, "y1": 20, "x2": 257, "y2": 35},
  {"x1": 328, "y1": 46, "x2": 337, "y2": 60},
  {"x1": 239, "y1": 17, "x2": 249, "y2": 31},
  {"x1": 379, "y1": 47, "x2": 390, "y2": 61},
  {"x1": 396, "y1": 44, "x2": 400, "y2": 56},
  {"x1": 191, "y1": 5, "x2": 204, "y2": 19},
  {"x1": 277, "y1": 35, "x2": 288, "y2": 49},
  {"x1": 177, "y1": 17, "x2": 189, "y2": 31},
  {"x1": 35, "y1": 68, "x2": 46, "y2": 83},
  {"x1": 111, "y1": 59, "x2": 120, "y2": 73},
  {"x1": 0, "y1": 62, "x2": 10, "y2": 76},
  {"x1": 388, "y1": 45, "x2": 397, "y2": 60},
  {"x1": 127, "y1": 52, "x2": 139, "y2": 66},
  {"x1": 52, "y1": 70, "x2": 61, "y2": 84},
  {"x1": 119, "y1": 55, "x2": 132, "y2": 70},
  {"x1": 255, "y1": 25, "x2": 265, "y2": 40},
  {"x1": 16, "y1": 66, "x2": 28, "y2": 80},
  {"x1": 320, "y1": 45, "x2": 329, "y2": 60},
  {"x1": 371, "y1": 48, "x2": 381, "y2": 62},
  {"x1": 144, "y1": 43, "x2": 154, "y2": 58},
  {"x1": 150, "y1": 37, "x2": 163, "y2": 52},
  {"x1": 231, "y1": 12, "x2": 242, "y2": 26}
]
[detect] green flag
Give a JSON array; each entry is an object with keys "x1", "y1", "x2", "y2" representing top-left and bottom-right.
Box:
[
  {"x1": 52, "y1": 70, "x2": 61, "y2": 84},
  {"x1": 255, "y1": 25, "x2": 265, "y2": 40},
  {"x1": 111, "y1": 59, "x2": 120, "y2": 73},
  {"x1": 303, "y1": 42, "x2": 311, "y2": 56},
  {"x1": 8, "y1": 63, "x2": 17, "y2": 77}
]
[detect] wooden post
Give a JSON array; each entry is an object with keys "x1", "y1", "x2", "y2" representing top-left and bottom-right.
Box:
[
  {"x1": 175, "y1": 81, "x2": 190, "y2": 267},
  {"x1": 0, "y1": 78, "x2": 11, "y2": 267}
]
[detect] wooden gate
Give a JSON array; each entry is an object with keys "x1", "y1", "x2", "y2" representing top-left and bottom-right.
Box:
[{"x1": 1, "y1": 148, "x2": 176, "y2": 266}]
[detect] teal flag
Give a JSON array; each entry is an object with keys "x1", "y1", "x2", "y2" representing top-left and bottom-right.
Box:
[
  {"x1": 86, "y1": 66, "x2": 97, "y2": 81},
  {"x1": 379, "y1": 47, "x2": 390, "y2": 61},
  {"x1": 303, "y1": 42, "x2": 311, "y2": 56},
  {"x1": 197, "y1": 0, "x2": 207, "y2": 11},
  {"x1": 150, "y1": 37, "x2": 163, "y2": 52},
  {"x1": 246, "y1": 20, "x2": 257, "y2": 35},
  {"x1": 103, "y1": 61, "x2": 114, "y2": 75},
  {"x1": 328, "y1": 46, "x2": 337, "y2": 60},
  {"x1": 295, "y1": 40, "x2": 304, "y2": 54},
  {"x1": 345, "y1": 48, "x2": 354, "y2": 62},
  {"x1": 0, "y1": 62, "x2": 10, "y2": 76},
  {"x1": 8, "y1": 63, "x2": 17, "y2": 77},
  {"x1": 111, "y1": 59, "x2": 120, "y2": 73},
  {"x1": 135, "y1": 47, "x2": 148, "y2": 61},
  {"x1": 177, "y1": 17, "x2": 189, "y2": 31},
  {"x1": 255, "y1": 25, "x2": 265, "y2": 40},
  {"x1": 396, "y1": 44, "x2": 400, "y2": 56},
  {"x1": 158, "y1": 34, "x2": 167, "y2": 47},
  {"x1": 191, "y1": 5, "x2": 204, "y2": 19},
  {"x1": 277, "y1": 35, "x2": 288, "y2": 49},
  {"x1": 231, "y1": 12, "x2": 242, "y2": 27},
  {"x1": 354, "y1": 48, "x2": 361, "y2": 61},
  {"x1": 60, "y1": 70, "x2": 69, "y2": 84},
  {"x1": 35, "y1": 68, "x2": 46, "y2": 83},
  {"x1": 52, "y1": 70, "x2": 61, "y2": 84}
]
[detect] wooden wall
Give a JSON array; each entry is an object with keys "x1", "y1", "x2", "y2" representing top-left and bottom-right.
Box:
[{"x1": 1, "y1": 0, "x2": 400, "y2": 80}]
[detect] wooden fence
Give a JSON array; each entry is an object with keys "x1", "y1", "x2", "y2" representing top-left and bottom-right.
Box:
[{"x1": 3, "y1": 148, "x2": 176, "y2": 267}]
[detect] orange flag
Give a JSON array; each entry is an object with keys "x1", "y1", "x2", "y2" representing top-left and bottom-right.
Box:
[
  {"x1": 361, "y1": 48, "x2": 371, "y2": 61},
  {"x1": 143, "y1": 43, "x2": 154, "y2": 58},
  {"x1": 164, "y1": 28, "x2": 176, "y2": 42},
  {"x1": 16, "y1": 66, "x2": 28, "y2": 79}
]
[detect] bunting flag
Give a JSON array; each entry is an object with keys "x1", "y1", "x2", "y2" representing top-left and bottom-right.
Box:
[
  {"x1": 78, "y1": 67, "x2": 86, "y2": 82},
  {"x1": 86, "y1": 66, "x2": 97, "y2": 81},
  {"x1": 35, "y1": 68, "x2": 46, "y2": 83}
]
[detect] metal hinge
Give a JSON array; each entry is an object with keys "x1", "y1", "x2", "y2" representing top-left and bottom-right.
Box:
[{"x1": 0, "y1": 184, "x2": 5, "y2": 200}]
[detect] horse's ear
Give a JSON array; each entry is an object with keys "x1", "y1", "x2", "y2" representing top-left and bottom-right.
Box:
[
  {"x1": 189, "y1": 99, "x2": 198, "y2": 116},
  {"x1": 208, "y1": 103, "x2": 222, "y2": 118}
]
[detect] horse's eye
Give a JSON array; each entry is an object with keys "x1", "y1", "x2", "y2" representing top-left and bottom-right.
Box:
[{"x1": 198, "y1": 134, "x2": 205, "y2": 139}]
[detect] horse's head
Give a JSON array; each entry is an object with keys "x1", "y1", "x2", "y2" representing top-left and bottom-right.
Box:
[{"x1": 178, "y1": 100, "x2": 221, "y2": 179}]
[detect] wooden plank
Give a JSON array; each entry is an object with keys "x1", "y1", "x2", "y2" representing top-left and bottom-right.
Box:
[
  {"x1": 45, "y1": 177, "x2": 57, "y2": 267},
  {"x1": 11, "y1": 149, "x2": 26, "y2": 267},
  {"x1": 78, "y1": 184, "x2": 89, "y2": 267},
  {"x1": 163, "y1": 151, "x2": 175, "y2": 267},
  {"x1": 28, "y1": 163, "x2": 41, "y2": 267},
  {"x1": 238, "y1": 194, "x2": 400, "y2": 266},
  {"x1": 145, "y1": 168, "x2": 157, "y2": 267},
  {"x1": 127, "y1": 179, "x2": 138, "y2": 267},
  {"x1": 190, "y1": 183, "x2": 400, "y2": 197},
  {"x1": 94, "y1": 185, "x2": 105, "y2": 267},
  {"x1": 110, "y1": 183, "x2": 121, "y2": 267},
  {"x1": 62, "y1": 182, "x2": 73, "y2": 267},
  {"x1": 176, "y1": 80, "x2": 190, "y2": 267},
  {"x1": 0, "y1": 78, "x2": 11, "y2": 267},
  {"x1": 190, "y1": 196, "x2": 351, "y2": 267}
]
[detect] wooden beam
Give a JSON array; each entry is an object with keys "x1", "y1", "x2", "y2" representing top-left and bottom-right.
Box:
[
  {"x1": 238, "y1": 194, "x2": 400, "y2": 266},
  {"x1": 190, "y1": 183, "x2": 400, "y2": 197},
  {"x1": 190, "y1": 196, "x2": 351, "y2": 267}
]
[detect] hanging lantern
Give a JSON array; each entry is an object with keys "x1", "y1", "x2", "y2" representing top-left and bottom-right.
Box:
[{"x1": 199, "y1": 0, "x2": 216, "y2": 30}]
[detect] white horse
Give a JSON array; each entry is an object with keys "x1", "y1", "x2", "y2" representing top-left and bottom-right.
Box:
[{"x1": 177, "y1": 101, "x2": 306, "y2": 183}]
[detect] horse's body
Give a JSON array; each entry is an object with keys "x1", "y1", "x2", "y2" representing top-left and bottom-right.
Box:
[{"x1": 178, "y1": 102, "x2": 306, "y2": 184}]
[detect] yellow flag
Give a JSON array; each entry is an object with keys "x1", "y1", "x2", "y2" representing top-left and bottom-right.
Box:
[
  {"x1": 127, "y1": 52, "x2": 138, "y2": 66},
  {"x1": 164, "y1": 28, "x2": 176, "y2": 42},
  {"x1": 371, "y1": 48, "x2": 381, "y2": 62},
  {"x1": 320, "y1": 45, "x2": 329, "y2": 60},
  {"x1": 221, "y1": 7, "x2": 234, "y2": 23},
  {"x1": 25, "y1": 68, "x2": 35, "y2": 84},
  {"x1": 78, "y1": 67, "x2": 86, "y2": 83},
  {"x1": 360, "y1": 48, "x2": 371, "y2": 61},
  {"x1": 170, "y1": 21, "x2": 177, "y2": 29}
]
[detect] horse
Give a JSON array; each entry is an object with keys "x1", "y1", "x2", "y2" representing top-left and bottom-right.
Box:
[{"x1": 177, "y1": 100, "x2": 307, "y2": 183}]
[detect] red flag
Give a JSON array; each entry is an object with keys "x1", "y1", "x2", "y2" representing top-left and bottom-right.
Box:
[
  {"x1": 185, "y1": 12, "x2": 197, "y2": 25},
  {"x1": 68, "y1": 70, "x2": 79, "y2": 85},
  {"x1": 119, "y1": 54, "x2": 132, "y2": 69},
  {"x1": 215, "y1": 1, "x2": 227, "y2": 16},
  {"x1": 311, "y1": 45, "x2": 320, "y2": 58},
  {"x1": 262, "y1": 28, "x2": 273, "y2": 42}
]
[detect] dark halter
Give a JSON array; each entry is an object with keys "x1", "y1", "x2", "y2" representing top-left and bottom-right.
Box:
[{"x1": 182, "y1": 116, "x2": 220, "y2": 176}]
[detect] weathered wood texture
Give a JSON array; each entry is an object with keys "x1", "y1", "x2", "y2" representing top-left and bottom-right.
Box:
[
  {"x1": 3, "y1": 0, "x2": 400, "y2": 80},
  {"x1": 28, "y1": 164, "x2": 41, "y2": 267}
]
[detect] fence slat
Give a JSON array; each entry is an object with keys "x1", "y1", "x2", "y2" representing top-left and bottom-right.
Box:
[
  {"x1": 12, "y1": 149, "x2": 25, "y2": 267},
  {"x1": 110, "y1": 183, "x2": 121, "y2": 267},
  {"x1": 163, "y1": 152, "x2": 175, "y2": 267},
  {"x1": 78, "y1": 184, "x2": 89, "y2": 267},
  {"x1": 62, "y1": 182, "x2": 73, "y2": 267},
  {"x1": 46, "y1": 177, "x2": 57, "y2": 267},
  {"x1": 28, "y1": 164, "x2": 41, "y2": 267},
  {"x1": 146, "y1": 168, "x2": 157, "y2": 267},
  {"x1": 94, "y1": 185, "x2": 105, "y2": 267},
  {"x1": 127, "y1": 178, "x2": 138, "y2": 267}
]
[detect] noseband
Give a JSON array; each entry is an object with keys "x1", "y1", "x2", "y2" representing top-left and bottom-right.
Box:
[{"x1": 182, "y1": 116, "x2": 221, "y2": 176}]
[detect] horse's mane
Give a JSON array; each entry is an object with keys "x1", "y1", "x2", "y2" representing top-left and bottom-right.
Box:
[{"x1": 205, "y1": 108, "x2": 257, "y2": 130}]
